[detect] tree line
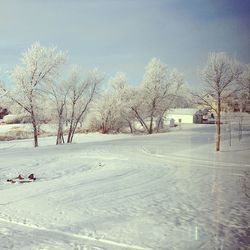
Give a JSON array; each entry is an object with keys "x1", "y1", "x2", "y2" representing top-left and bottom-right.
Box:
[
  {"x1": 0, "y1": 43, "x2": 250, "y2": 151},
  {"x1": 0, "y1": 43, "x2": 187, "y2": 146}
]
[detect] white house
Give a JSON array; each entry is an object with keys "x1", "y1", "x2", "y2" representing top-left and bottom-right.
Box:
[{"x1": 165, "y1": 108, "x2": 199, "y2": 124}]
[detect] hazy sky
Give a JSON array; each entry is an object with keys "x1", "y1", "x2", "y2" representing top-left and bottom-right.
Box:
[{"x1": 0, "y1": 0, "x2": 249, "y2": 87}]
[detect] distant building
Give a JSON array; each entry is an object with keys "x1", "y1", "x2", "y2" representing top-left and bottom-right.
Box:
[
  {"x1": 165, "y1": 109, "x2": 199, "y2": 124},
  {"x1": 165, "y1": 108, "x2": 217, "y2": 124},
  {"x1": 193, "y1": 110, "x2": 204, "y2": 124}
]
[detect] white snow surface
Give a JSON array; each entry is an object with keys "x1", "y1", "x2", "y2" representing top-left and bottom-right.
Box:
[{"x1": 0, "y1": 124, "x2": 250, "y2": 250}]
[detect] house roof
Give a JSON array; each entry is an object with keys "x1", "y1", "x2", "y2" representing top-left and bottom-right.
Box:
[{"x1": 167, "y1": 108, "x2": 199, "y2": 115}]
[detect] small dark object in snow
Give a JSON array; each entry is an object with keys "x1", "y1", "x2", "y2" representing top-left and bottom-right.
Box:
[
  {"x1": 28, "y1": 173, "x2": 36, "y2": 181},
  {"x1": 7, "y1": 174, "x2": 36, "y2": 183},
  {"x1": 7, "y1": 174, "x2": 24, "y2": 182}
]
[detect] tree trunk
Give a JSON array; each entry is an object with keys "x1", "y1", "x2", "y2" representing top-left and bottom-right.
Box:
[
  {"x1": 56, "y1": 128, "x2": 64, "y2": 144},
  {"x1": 156, "y1": 107, "x2": 169, "y2": 132},
  {"x1": 149, "y1": 116, "x2": 154, "y2": 134},
  {"x1": 127, "y1": 120, "x2": 133, "y2": 134},
  {"x1": 67, "y1": 124, "x2": 73, "y2": 143},
  {"x1": 131, "y1": 107, "x2": 149, "y2": 133},
  {"x1": 101, "y1": 121, "x2": 109, "y2": 134},
  {"x1": 149, "y1": 100, "x2": 156, "y2": 134},
  {"x1": 56, "y1": 103, "x2": 66, "y2": 145},
  {"x1": 31, "y1": 116, "x2": 38, "y2": 147},
  {"x1": 68, "y1": 121, "x2": 78, "y2": 142},
  {"x1": 67, "y1": 103, "x2": 75, "y2": 143},
  {"x1": 56, "y1": 119, "x2": 65, "y2": 144},
  {"x1": 67, "y1": 91, "x2": 96, "y2": 142},
  {"x1": 216, "y1": 99, "x2": 221, "y2": 151},
  {"x1": 101, "y1": 123, "x2": 104, "y2": 134},
  {"x1": 100, "y1": 111, "x2": 111, "y2": 134},
  {"x1": 156, "y1": 117, "x2": 162, "y2": 133}
]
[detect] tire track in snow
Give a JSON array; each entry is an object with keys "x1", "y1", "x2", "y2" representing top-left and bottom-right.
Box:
[
  {"x1": 139, "y1": 147, "x2": 250, "y2": 172},
  {"x1": 163, "y1": 153, "x2": 250, "y2": 169},
  {"x1": 0, "y1": 217, "x2": 152, "y2": 250}
]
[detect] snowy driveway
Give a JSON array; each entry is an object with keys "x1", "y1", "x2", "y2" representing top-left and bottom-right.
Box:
[{"x1": 0, "y1": 125, "x2": 250, "y2": 250}]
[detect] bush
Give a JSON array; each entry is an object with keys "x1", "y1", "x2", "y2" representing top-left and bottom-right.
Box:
[{"x1": 3, "y1": 114, "x2": 32, "y2": 124}]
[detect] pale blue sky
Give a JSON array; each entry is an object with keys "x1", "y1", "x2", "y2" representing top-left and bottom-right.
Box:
[{"x1": 0, "y1": 0, "x2": 249, "y2": 87}]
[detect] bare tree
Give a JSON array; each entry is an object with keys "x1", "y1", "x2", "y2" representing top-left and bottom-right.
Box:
[
  {"x1": 0, "y1": 43, "x2": 66, "y2": 147},
  {"x1": 193, "y1": 52, "x2": 241, "y2": 151},
  {"x1": 46, "y1": 80, "x2": 71, "y2": 144},
  {"x1": 66, "y1": 66, "x2": 104, "y2": 143}
]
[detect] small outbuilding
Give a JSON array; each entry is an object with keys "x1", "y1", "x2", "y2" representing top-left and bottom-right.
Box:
[
  {"x1": 193, "y1": 110, "x2": 204, "y2": 124},
  {"x1": 165, "y1": 108, "x2": 199, "y2": 124}
]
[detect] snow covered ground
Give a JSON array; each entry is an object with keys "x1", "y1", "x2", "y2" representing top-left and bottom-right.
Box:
[{"x1": 0, "y1": 124, "x2": 250, "y2": 250}]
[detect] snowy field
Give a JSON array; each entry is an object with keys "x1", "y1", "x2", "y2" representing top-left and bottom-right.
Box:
[{"x1": 0, "y1": 124, "x2": 250, "y2": 250}]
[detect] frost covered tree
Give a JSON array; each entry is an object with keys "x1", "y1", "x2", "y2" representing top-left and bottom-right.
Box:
[
  {"x1": 46, "y1": 80, "x2": 71, "y2": 144},
  {"x1": 0, "y1": 82, "x2": 9, "y2": 119},
  {"x1": 0, "y1": 82, "x2": 7, "y2": 99},
  {"x1": 89, "y1": 72, "x2": 133, "y2": 133},
  {"x1": 0, "y1": 43, "x2": 66, "y2": 147},
  {"x1": 238, "y1": 64, "x2": 250, "y2": 112},
  {"x1": 174, "y1": 84, "x2": 195, "y2": 108},
  {"x1": 66, "y1": 66, "x2": 104, "y2": 143},
  {"x1": 131, "y1": 58, "x2": 184, "y2": 134},
  {"x1": 240, "y1": 64, "x2": 250, "y2": 95},
  {"x1": 93, "y1": 92, "x2": 118, "y2": 133},
  {"x1": 108, "y1": 72, "x2": 135, "y2": 133},
  {"x1": 193, "y1": 52, "x2": 241, "y2": 151}
]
